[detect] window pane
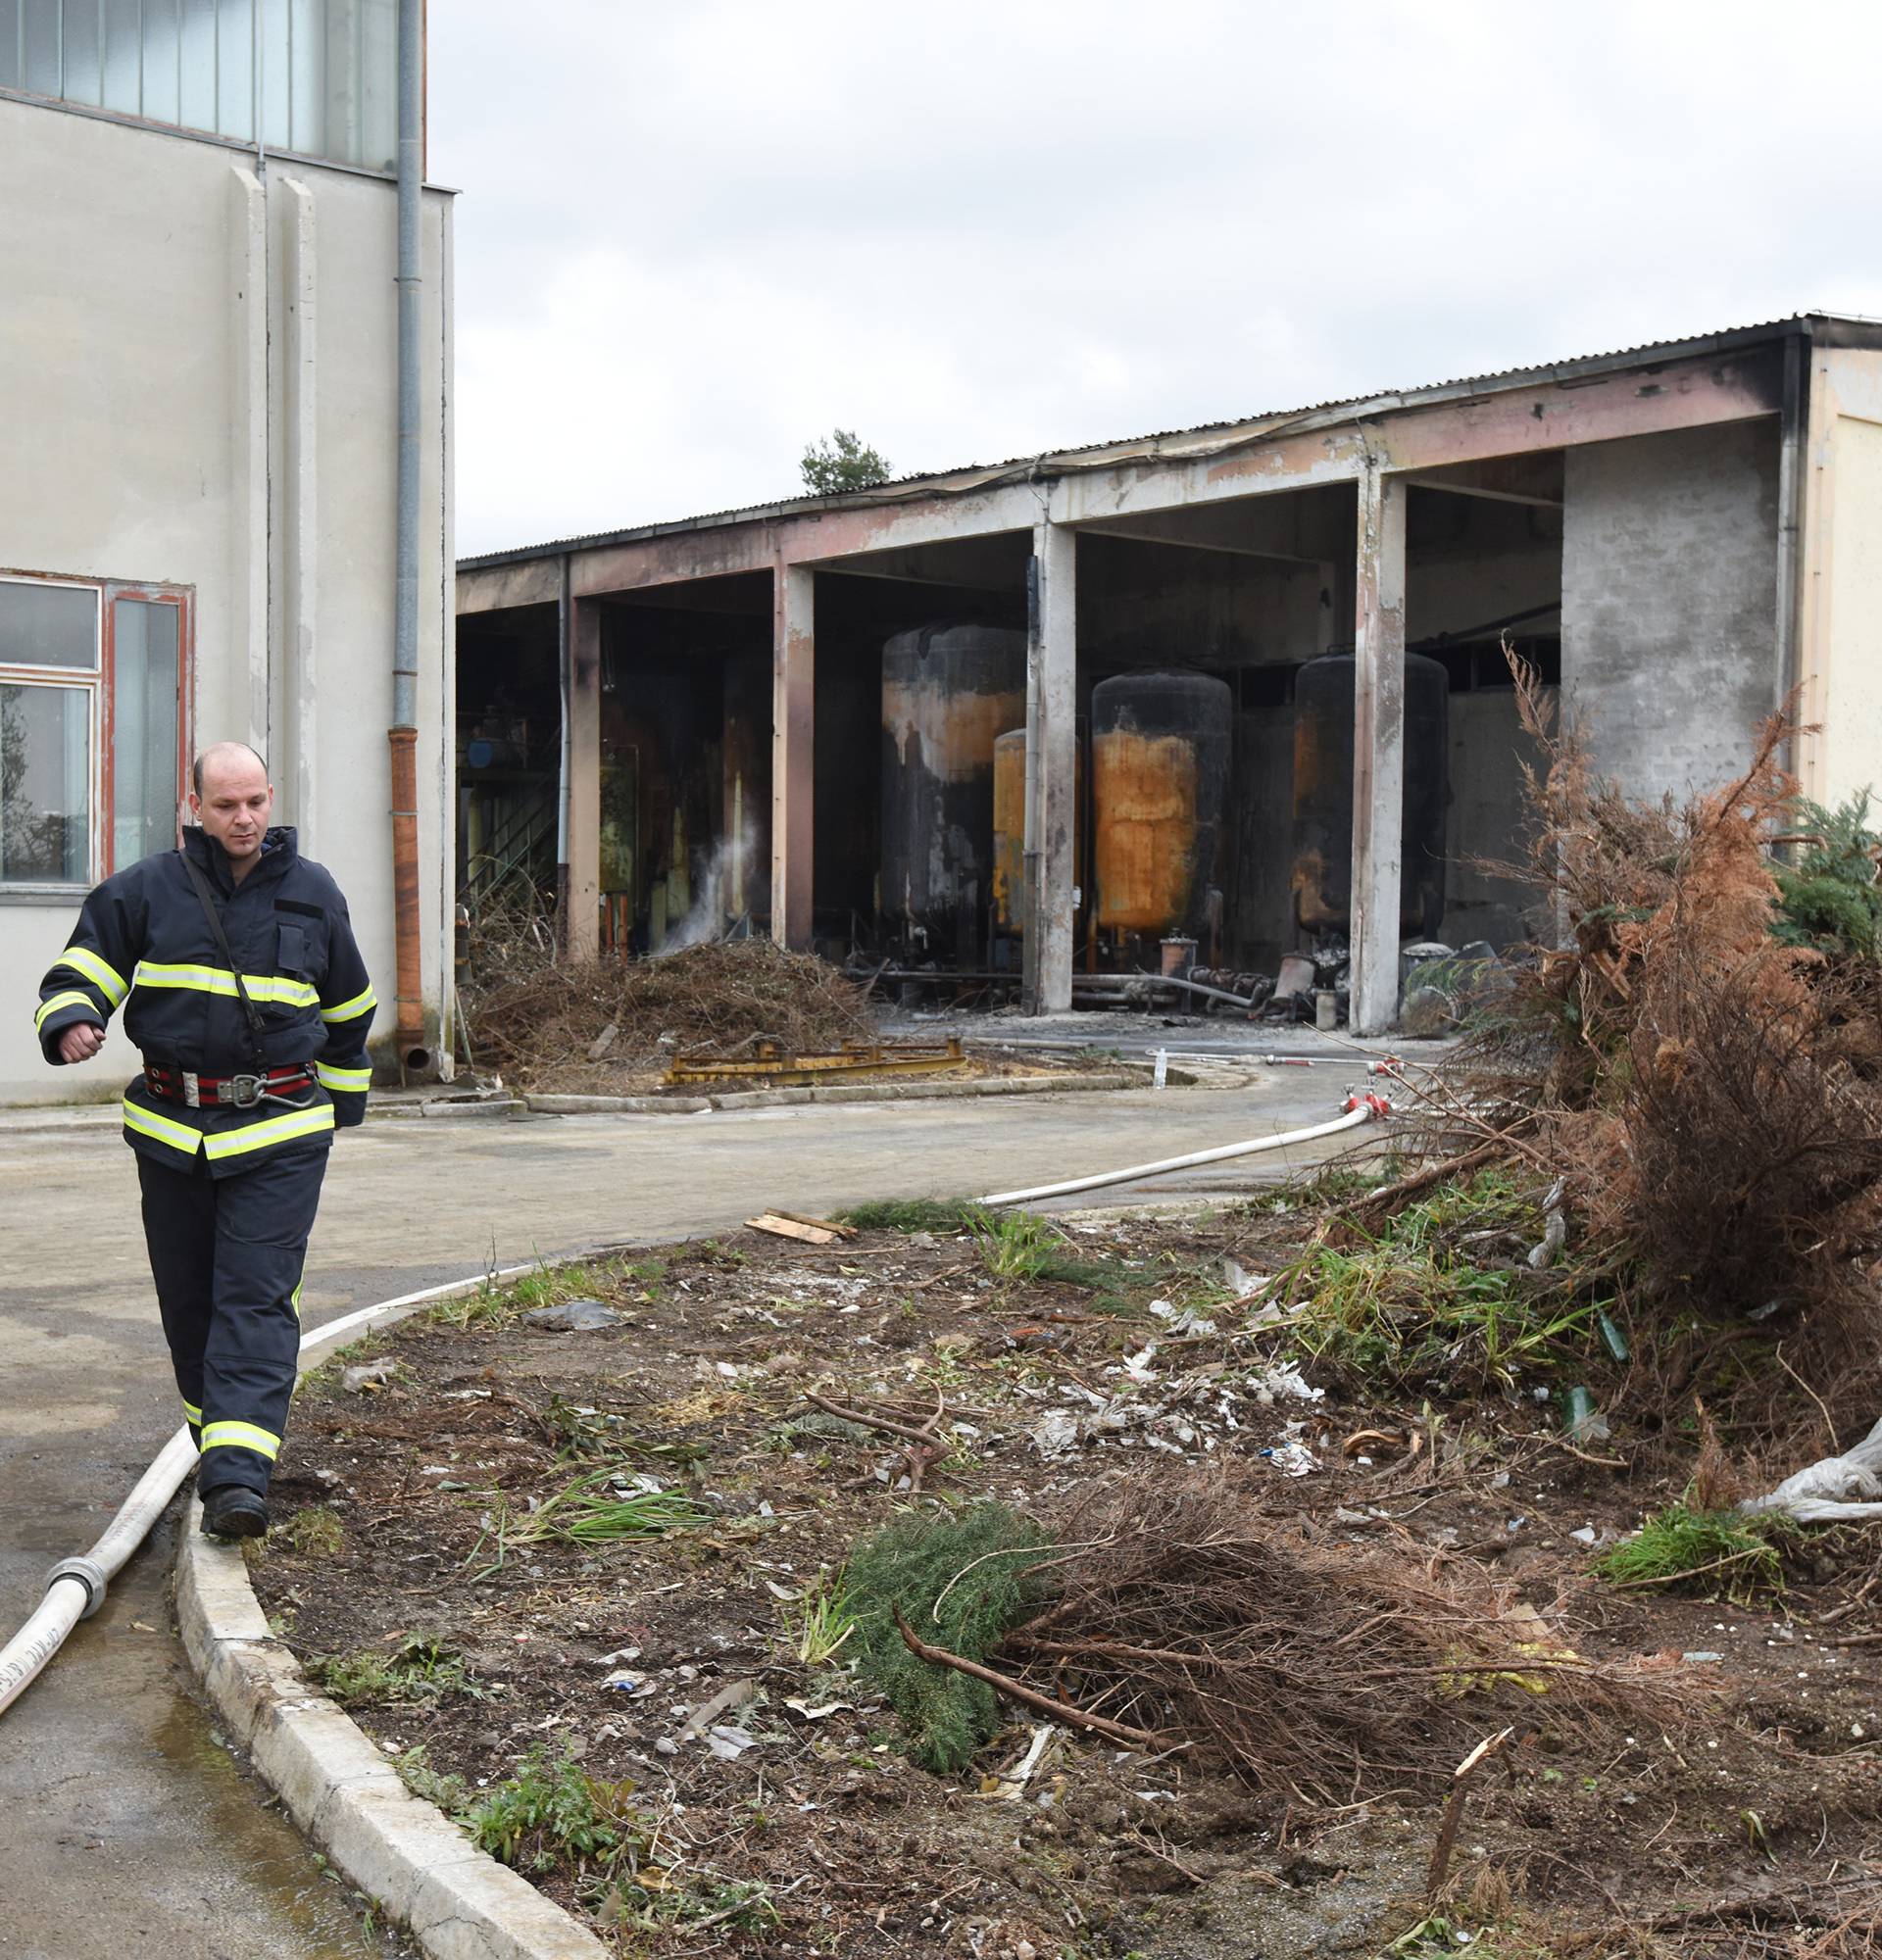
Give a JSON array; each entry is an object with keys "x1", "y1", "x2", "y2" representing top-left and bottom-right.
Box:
[
  {"x1": 215, "y1": 0, "x2": 249, "y2": 138},
  {"x1": 62, "y1": 0, "x2": 102, "y2": 104},
  {"x1": 0, "y1": 580, "x2": 98, "y2": 668},
  {"x1": 356, "y1": 0, "x2": 392, "y2": 170},
  {"x1": 176, "y1": 0, "x2": 213, "y2": 129},
  {"x1": 0, "y1": 2, "x2": 19, "y2": 90},
  {"x1": 287, "y1": 0, "x2": 321, "y2": 154},
  {"x1": 110, "y1": 599, "x2": 179, "y2": 869},
  {"x1": 260, "y1": 0, "x2": 288, "y2": 145},
  {"x1": 22, "y1": 0, "x2": 59, "y2": 94},
  {"x1": 0, "y1": 682, "x2": 91, "y2": 882},
  {"x1": 102, "y1": 0, "x2": 143, "y2": 112},
  {"x1": 142, "y1": 0, "x2": 180, "y2": 122}
]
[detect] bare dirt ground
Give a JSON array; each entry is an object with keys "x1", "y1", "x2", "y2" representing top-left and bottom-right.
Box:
[{"x1": 249, "y1": 1181, "x2": 1882, "y2": 1960}]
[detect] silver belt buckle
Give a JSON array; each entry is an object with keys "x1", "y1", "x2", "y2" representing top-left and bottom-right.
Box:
[
  {"x1": 181, "y1": 1070, "x2": 201, "y2": 1108},
  {"x1": 226, "y1": 1073, "x2": 265, "y2": 1109}
]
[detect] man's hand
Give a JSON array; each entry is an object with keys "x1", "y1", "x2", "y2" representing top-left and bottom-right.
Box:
[{"x1": 58, "y1": 1022, "x2": 106, "y2": 1063}]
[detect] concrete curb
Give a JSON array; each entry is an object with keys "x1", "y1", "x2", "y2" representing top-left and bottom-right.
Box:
[
  {"x1": 525, "y1": 1068, "x2": 1142, "y2": 1116},
  {"x1": 174, "y1": 1509, "x2": 609, "y2": 1960}
]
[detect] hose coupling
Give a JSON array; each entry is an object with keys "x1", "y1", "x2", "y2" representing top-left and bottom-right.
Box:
[{"x1": 44, "y1": 1556, "x2": 108, "y2": 1621}]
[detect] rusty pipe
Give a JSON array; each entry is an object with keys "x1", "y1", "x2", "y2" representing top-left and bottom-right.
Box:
[{"x1": 389, "y1": 726, "x2": 427, "y2": 1071}]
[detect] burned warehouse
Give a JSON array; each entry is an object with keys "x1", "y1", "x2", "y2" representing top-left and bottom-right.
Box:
[{"x1": 454, "y1": 315, "x2": 1882, "y2": 1031}]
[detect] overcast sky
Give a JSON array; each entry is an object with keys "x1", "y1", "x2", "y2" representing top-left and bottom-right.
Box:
[{"x1": 430, "y1": 1, "x2": 1882, "y2": 560}]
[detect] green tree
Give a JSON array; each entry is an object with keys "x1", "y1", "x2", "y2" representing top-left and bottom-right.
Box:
[{"x1": 799, "y1": 428, "x2": 891, "y2": 495}]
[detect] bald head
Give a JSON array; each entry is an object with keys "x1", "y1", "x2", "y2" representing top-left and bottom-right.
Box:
[
  {"x1": 189, "y1": 743, "x2": 274, "y2": 874},
  {"x1": 193, "y1": 741, "x2": 269, "y2": 799}
]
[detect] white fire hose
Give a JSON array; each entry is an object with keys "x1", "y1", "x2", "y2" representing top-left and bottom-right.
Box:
[
  {"x1": 981, "y1": 1091, "x2": 1391, "y2": 1206},
  {"x1": 2, "y1": 1092, "x2": 1391, "y2": 1717}
]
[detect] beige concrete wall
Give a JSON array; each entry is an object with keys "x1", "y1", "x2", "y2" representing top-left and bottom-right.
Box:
[
  {"x1": 1800, "y1": 347, "x2": 1882, "y2": 812},
  {"x1": 0, "y1": 97, "x2": 452, "y2": 1102}
]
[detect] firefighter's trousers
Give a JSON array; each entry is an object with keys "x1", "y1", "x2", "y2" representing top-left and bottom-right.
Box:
[{"x1": 136, "y1": 1145, "x2": 329, "y2": 1497}]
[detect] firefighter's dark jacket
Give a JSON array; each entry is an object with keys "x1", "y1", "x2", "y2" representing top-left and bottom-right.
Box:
[{"x1": 33, "y1": 826, "x2": 375, "y2": 1176}]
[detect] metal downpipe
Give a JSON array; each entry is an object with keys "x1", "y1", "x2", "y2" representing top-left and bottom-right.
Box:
[{"x1": 389, "y1": 0, "x2": 427, "y2": 1074}]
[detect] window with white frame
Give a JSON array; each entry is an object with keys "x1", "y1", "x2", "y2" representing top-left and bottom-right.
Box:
[
  {"x1": 0, "y1": 573, "x2": 189, "y2": 888},
  {"x1": 0, "y1": 0, "x2": 398, "y2": 172}
]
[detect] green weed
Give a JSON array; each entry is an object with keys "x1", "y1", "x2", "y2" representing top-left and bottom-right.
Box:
[
  {"x1": 510, "y1": 1470, "x2": 714, "y2": 1547},
  {"x1": 281, "y1": 1505, "x2": 344, "y2": 1557},
  {"x1": 597, "y1": 1875, "x2": 779, "y2": 1937},
  {"x1": 1275, "y1": 1172, "x2": 1597, "y2": 1390},
  {"x1": 781, "y1": 1568, "x2": 856, "y2": 1666},
  {"x1": 468, "y1": 1744, "x2": 637, "y2": 1876},
  {"x1": 392, "y1": 1744, "x2": 472, "y2": 1820},
  {"x1": 314, "y1": 1634, "x2": 486, "y2": 1706},
  {"x1": 965, "y1": 1206, "x2": 1065, "y2": 1282},
  {"x1": 1593, "y1": 1502, "x2": 1792, "y2": 1599}
]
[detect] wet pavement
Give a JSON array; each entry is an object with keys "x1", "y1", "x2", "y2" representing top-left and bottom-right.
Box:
[{"x1": 0, "y1": 1067, "x2": 1372, "y2": 1957}]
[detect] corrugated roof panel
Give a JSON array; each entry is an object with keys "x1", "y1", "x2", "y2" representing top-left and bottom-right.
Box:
[{"x1": 462, "y1": 313, "x2": 1871, "y2": 569}]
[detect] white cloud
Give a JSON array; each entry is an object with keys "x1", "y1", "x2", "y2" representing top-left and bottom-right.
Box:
[{"x1": 433, "y1": 0, "x2": 1882, "y2": 557}]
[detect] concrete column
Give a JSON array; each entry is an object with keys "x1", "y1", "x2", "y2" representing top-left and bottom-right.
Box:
[
  {"x1": 1351, "y1": 462, "x2": 1407, "y2": 1035},
  {"x1": 1023, "y1": 520, "x2": 1077, "y2": 1013},
  {"x1": 770, "y1": 562, "x2": 815, "y2": 949},
  {"x1": 566, "y1": 597, "x2": 602, "y2": 960}
]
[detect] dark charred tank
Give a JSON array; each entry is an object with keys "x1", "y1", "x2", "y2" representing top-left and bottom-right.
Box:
[
  {"x1": 990, "y1": 727, "x2": 1026, "y2": 933},
  {"x1": 1290, "y1": 648, "x2": 1449, "y2": 939},
  {"x1": 1091, "y1": 670, "x2": 1232, "y2": 940},
  {"x1": 880, "y1": 624, "x2": 1026, "y2": 960}
]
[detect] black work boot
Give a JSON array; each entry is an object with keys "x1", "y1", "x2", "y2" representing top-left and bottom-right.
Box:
[{"x1": 200, "y1": 1488, "x2": 270, "y2": 1539}]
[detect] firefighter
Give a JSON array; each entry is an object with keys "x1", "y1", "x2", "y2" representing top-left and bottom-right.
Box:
[{"x1": 33, "y1": 741, "x2": 375, "y2": 1539}]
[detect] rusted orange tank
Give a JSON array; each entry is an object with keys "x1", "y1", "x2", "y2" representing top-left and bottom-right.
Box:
[
  {"x1": 990, "y1": 728, "x2": 1084, "y2": 933},
  {"x1": 1092, "y1": 672, "x2": 1232, "y2": 935},
  {"x1": 991, "y1": 727, "x2": 1026, "y2": 930}
]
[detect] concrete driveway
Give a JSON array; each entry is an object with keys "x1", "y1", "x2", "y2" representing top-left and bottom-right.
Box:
[{"x1": 0, "y1": 1073, "x2": 1371, "y2": 1958}]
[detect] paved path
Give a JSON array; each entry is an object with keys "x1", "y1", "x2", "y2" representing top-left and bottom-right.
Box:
[{"x1": 0, "y1": 1074, "x2": 1365, "y2": 1958}]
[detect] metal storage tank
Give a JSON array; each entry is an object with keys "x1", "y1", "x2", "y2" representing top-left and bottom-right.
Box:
[
  {"x1": 880, "y1": 624, "x2": 1027, "y2": 956},
  {"x1": 1091, "y1": 671, "x2": 1232, "y2": 938},
  {"x1": 1290, "y1": 648, "x2": 1449, "y2": 939}
]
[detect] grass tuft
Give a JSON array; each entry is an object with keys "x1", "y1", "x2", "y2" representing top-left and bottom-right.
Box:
[
  {"x1": 836, "y1": 1196, "x2": 978, "y2": 1234},
  {"x1": 780, "y1": 1567, "x2": 856, "y2": 1666},
  {"x1": 510, "y1": 1470, "x2": 714, "y2": 1547},
  {"x1": 314, "y1": 1634, "x2": 486, "y2": 1706},
  {"x1": 1593, "y1": 1502, "x2": 1792, "y2": 1599}
]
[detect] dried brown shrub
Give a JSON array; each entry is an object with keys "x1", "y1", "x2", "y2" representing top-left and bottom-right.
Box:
[
  {"x1": 466, "y1": 937, "x2": 874, "y2": 1091},
  {"x1": 1438, "y1": 656, "x2": 1882, "y2": 1380},
  {"x1": 999, "y1": 1471, "x2": 1686, "y2": 1807}
]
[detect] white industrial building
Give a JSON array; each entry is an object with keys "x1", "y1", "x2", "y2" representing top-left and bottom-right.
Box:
[{"x1": 0, "y1": 0, "x2": 454, "y2": 1102}]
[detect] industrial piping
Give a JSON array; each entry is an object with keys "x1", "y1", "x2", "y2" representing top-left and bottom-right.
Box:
[{"x1": 388, "y1": 0, "x2": 427, "y2": 1074}]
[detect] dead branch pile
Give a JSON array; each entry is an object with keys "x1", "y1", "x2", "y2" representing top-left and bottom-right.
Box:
[
  {"x1": 465, "y1": 938, "x2": 874, "y2": 1089},
  {"x1": 1404, "y1": 658, "x2": 1882, "y2": 1388},
  {"x1": 992, "y1": 1473, "x2": 1684, "y2": 1806}
]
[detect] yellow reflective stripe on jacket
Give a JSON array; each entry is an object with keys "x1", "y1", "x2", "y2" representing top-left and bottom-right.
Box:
[
  {"x1": 321, "y1": 985, "x2": 376, "y2": 1024},
  {"x1": 316, "y1": 1061, "x2": 371, "y2": 1093},
  {"x1": 35, "y1": 990, "x2": 97, "y2": 1032},
  {"x1": 200, "y1": 1102, "x2": 335, "y2": 1161},
  {"x1": 132, "y1": 961, "x2": 320, "y2": 1008},
  {"x1": 200, "y1": 1420, "x2": 280, "y2": 1461},
  {"x1": 122, "y1": 1097, "x2": 204, "y2": 1158},
  {"x1": 54, "y1": 947, "x2": 128, "y2": 1006}
]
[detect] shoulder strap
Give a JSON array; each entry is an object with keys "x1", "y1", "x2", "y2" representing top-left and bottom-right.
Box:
[{"x1": 179, "y1": 850, "x2": 268, "y2": 1071}]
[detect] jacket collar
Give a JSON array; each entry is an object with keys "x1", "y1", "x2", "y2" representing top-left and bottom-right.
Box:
[{"x1": 182, "y1": 824, "x2": 299, "y2": 895}]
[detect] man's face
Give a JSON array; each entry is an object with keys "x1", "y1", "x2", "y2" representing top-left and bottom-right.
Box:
[{"x1": 191, "y1": 756, "x2": 273, "y2": 861}]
